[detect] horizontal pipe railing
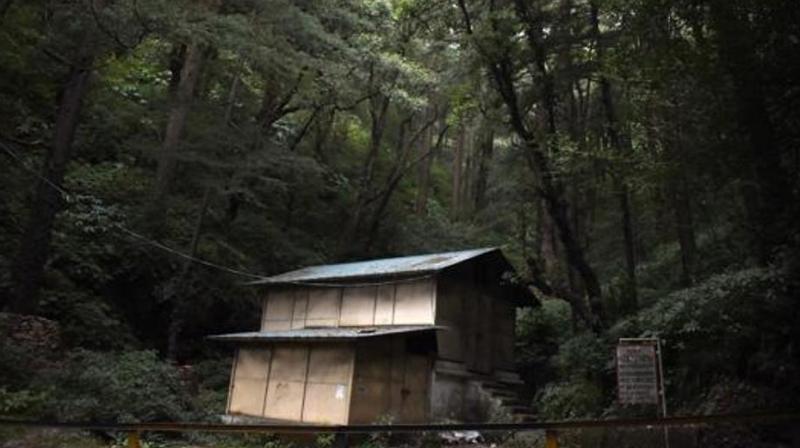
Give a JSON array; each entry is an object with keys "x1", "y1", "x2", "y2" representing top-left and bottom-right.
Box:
[{"x1": 1, "y1": 411, "x2": 799, "y2": 434}]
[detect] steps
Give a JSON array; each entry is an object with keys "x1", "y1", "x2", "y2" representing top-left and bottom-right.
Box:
[{"x1": 479, "y1": 376, "x2": 537, "y2": 423}]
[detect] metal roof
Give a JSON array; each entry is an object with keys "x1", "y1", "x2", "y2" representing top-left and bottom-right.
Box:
[
  {"x1": 207, "y1": 325, "x2": 444, "y2": 342},
  {"x1": 249, "y1": 248, "x2": 498, "y2": 285}
]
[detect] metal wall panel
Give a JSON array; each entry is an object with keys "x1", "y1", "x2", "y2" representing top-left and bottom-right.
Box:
[
  {"x1": 348, "y1": 379, "x2": 390, "y2": 423},
  {"x1": 228, "y1": 348, "x2": 271, "y2": 417},
  {"x1": 353, "y1": 340, "x2": 392, "y2": 421},
  {"x1": 493, "y1": 298, "x2": 515, "y2": 370},
  {"x1": 373, "y1": 285, "x2": 395, "y2": 325},
  {"x1": 398, "y1": 354, "x2": 431, "y2": 422},
  {"x1": 301, "y1": 383, "x2": 350, "y2": 424},
  {"x1": 264, "y1": 381, "x2": 306, "y2": 421},
  {"x1": 434, "y1": 278, "x2": 464, "y2": 361},
  {"x1": 262, "y1": 320, "x2": 291, "y2": 331},
  {"x1": 476, "y1": 294, "x2": 493, "y2": 373},
  {"x1": 306, "y1": 288, "x2": 341, "y2": 327},
  {"x1": 302, "y1": 344, "x2": 354, "y2": 424},
  {"x1": 291, "y1": 289, "x2": 309, "y2": 330},
  {"x1": 306, "y1": 345, "x2": 353, "y2": 383},
  {"x1": 269, "y1": 345, "x2": 309, "y2": 381},
  {"x1": 339, "y1": 286, "x2": 377, "y2": 326},
  {"x1": 263, "y1": 345, "x2": 309, "y2": 421},
  {"x1": 263, "y1": 289, "x2": 294, "y2": 330},
  {"x1": 464, "y1": 286, "x2": 479, "y2": 371},
  {"x1": 393, "y1": 279, "x2": 434, "y2": 324}
]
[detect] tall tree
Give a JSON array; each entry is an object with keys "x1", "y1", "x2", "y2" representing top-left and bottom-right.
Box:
[
  {"x1": 708, "y1": 0, "x2": 791, "y2": 263},
  {"x1": 146, "y1": 1, "x2": 219, "y2": 232},
  {"x1": 146, "y1": 42, "x2": 206, "y2": 232},
  {"x1": 457, "y1": 0, "x2": 606, "y2": 331},
  {"x1": 589, "y1": 0, "x2": 638, "y2": 307},
  {"x1": 5, "y1": 1, "x2": 150, "y2": 313}
]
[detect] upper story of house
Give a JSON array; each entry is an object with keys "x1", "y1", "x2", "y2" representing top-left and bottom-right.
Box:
[
  {"x1": 248, "y1": 248, "x2": 535, "y2": 332},
  {"x1": 210, "y1": 248, "x2": 536, "y2": 373}
]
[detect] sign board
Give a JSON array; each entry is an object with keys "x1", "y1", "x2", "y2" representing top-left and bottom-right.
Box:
[{"x1": 616, "y1": 339, "x2": 660, "y2": 405}]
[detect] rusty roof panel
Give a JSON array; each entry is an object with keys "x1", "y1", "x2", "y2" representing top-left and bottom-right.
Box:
[
  {"x1": 249, "y1": 248, "x2": 498, "y2": 285},
  {"x1": 207, "y1": 325, "x2": 444, "y2": 342}
]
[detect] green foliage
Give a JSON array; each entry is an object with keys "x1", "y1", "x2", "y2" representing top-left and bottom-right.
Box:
[
  {"x1": 538, "y1": 380, "x2": 606, "y2": 419},
  {"x1": 612, "y1": 267, "x2": 797, "y2": 403},
  {"x1": 533, "y1": 266, "x2": 798, "y2": 419},
  {"x1": 36, "y1": 350, "x2": 189, "y2": 422},
  {"x1": 0, "y1": 387, "x2": 49, "y2": 416},
  {"x1": 534, "y1": 331, "x2": 613, "y2": 419},
  {"x1": 0, "y1": 0, "x2": 798, "y2": 442},
  {"x1": 514, "y1": 300, "x2": 572, "y2": 389},
  {"x1": 0, "y1": 336, "x2": 40, "y2": 391},
  {"x1": 39, "y1": 289, "x2": 136, "y2": 350},
  {"x1": 0, "y1": 429, "x2": 107, "y2": 448},
  {"x1": 554, "y1": 333, "x2": 611, "y2": 382}
]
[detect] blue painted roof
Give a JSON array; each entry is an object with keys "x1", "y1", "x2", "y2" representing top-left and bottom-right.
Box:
[{"x1": 249, "y1": 247, "x2": 499, "y2": 285}]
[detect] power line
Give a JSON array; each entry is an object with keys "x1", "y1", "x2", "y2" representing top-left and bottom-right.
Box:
[
  {"x1": 116, "y1": 226, "x2": 264, "y2": 279},
  {"x1": 1, "y1": 141, "x2": 267, "y2": 280},
  {"x1": 2, "y1": 140, "x2": 433, "y2": 286},
  {"x1": 0, "y1": 142, "x2": 72, "y2": 198}
]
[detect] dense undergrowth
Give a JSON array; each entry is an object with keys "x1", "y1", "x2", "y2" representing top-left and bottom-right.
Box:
[
  {"x1": 2, "y1": 239, "x2": 798, "y2": 448},
  {"x1": 1, "y1": 0, "x2": 799, "y2": 446},
  {"x1": 515, "y1": 230, "x2": 800, "y2": 448}
]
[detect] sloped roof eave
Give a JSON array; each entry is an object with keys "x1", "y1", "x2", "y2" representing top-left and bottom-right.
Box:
[
  {"x1": 207, "y1": 325, "x2": 446, "y2": 343},
  {"x1": 245, "y1": 248, "x2": 499, "y2": 285}
]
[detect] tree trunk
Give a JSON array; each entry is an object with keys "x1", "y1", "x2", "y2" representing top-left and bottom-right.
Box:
[
  {"x1": 537, "y1": 197, "x2": 560, "y2": 278},
  {"x1": 346, "y1": 91, "x2": 390, "y2": 248},
  {"x1": 619, "y1": 184, "x2": 637, "y2": 288},
  {"x1": 415, "y1": 110, "x2": 435, "y2": 214},
  {"x1": 364, "y1": 115, "x2": 442, "y2": 252},
  {"x1": 256, "y1": 71, "x2": 304, "y2": 138},
  {"x1": 473, "y1": 124, "x2": 493, "y2": 213},
  {"x1": 461, "y1": 127, "x2": 474, "y2": 217},
  {"x1": 459, "y1": 0, "x2": 605, "y2": 331},
  {"x1": 515, "y1": 0, "x2": 605, "y2": 330},
  {"x1": 7, "y1": 62, "x2": 94, "y2": 314},
  {"x1": 147, "y1": 42, "x2": 204, "y2": 233},
  {"x1": 709, "y1": 0, "x2": 790, "y2": 263},
  {"x1": 671, "y1": 170, "x2": 697, "y2": 287},
  {"x1": 590, "y1": 0, "x2": 638, "y2": 307},
  {"x1": 0, "y1": 0, "x2": 12, "y2": 18},
  {"x1": 566, "y1": 186, "x2": 582, "y2": 296},
  {"x1": 451, "y1": 125, "x2": 465, "y2": 218},
  {"x1": 539, "y1": 183, "x2": 604, "y2": 328},
  {"x1": 224, "y1": 75, "x2": 240, "y2": 125},
  {"x1": 312, "y1": 108, "x2": 335, "y2": 162},
  {"x1": 166, "y1": 187, "x2": 211, "y2": 362}
]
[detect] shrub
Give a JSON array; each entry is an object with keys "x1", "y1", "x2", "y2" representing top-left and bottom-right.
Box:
[
  {"x1": 0, "y1": 387, "x2": 49, "y2": 415},
  {"x1": 612, "y1": 268, "x2": 796, "y2": 396},
  {"x1": 36, "y1": 349, "x2": 189, "y2": 422},
  {"x1": 537, "y1": 380, "x2": 605, "y2": 419}
]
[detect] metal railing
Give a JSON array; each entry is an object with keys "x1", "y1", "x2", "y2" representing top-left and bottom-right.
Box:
[{"x1": 2, "y1": 411, "x2": 799, "y2": 448}]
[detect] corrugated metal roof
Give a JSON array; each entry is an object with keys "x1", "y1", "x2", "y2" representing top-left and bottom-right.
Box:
[
  {"x1": 207, "y1": 325, "x2": 444, "y2": 342},
  {"x1": 249, "y1": 247, "x2": 498, "y2": 285}
]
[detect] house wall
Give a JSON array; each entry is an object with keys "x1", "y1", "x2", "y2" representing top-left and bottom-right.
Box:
[
  {"x1": 348, "y1": 337, "x2": 432, "y2": 424},
  {"x1": 429, "y1": 262, "x2": 518, "y2": 421},
  {"x1": 227, "y1": 342, "x2": 354, "y2": 424},
  {"x1": 261, "y1": 278, "x2": 436, "y2": 330},
  {"x1": 434, "y1": 265, "x2": 516, "y2": 373}
]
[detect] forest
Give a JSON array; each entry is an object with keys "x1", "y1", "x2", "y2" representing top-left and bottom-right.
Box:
[{"x1": 0, "y1": 0, "x2": 799, "y2": 446}]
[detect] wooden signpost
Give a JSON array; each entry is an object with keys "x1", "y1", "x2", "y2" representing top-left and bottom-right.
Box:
[{"x1": 617, "y1": 338, "x2": 669, "y2": 448}]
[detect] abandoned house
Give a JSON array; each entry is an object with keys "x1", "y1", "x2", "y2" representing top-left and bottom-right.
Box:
[{"x1": 210, "y1": 248, "x2": 535, "y2": 425}]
